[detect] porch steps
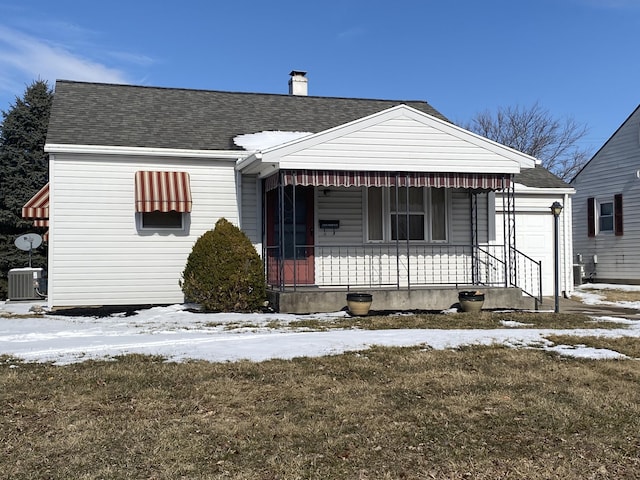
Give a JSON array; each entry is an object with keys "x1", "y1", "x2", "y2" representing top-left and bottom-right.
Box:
[{"x1": 268, "y1": 286, "x2": 535, "y2": 314}]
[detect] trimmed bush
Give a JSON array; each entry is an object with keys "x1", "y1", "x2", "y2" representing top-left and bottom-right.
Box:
[{"x1": 180, "y1": 218, "x2": 266, "y2": 312}]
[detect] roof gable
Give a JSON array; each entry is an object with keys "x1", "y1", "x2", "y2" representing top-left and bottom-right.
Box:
[
  {"x1": 571, "y1": 103, "x2": 640, "y2": 183},
  {"x1": 240, "y1": 105, "x2": 536, "y2": 176}
]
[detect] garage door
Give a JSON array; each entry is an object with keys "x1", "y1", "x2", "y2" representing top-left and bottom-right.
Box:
[{"x1": 515, "y1": 212, "x2": 555, "y2": 297}]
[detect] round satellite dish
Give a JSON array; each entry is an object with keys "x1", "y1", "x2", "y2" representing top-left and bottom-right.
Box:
[{"x1": 14, "y1": 233, "x2": 43, "y2": 251}]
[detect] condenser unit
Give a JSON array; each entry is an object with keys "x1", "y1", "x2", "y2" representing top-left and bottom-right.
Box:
[{"x1": 8, "y1": 267, "x2": 44, "y2": 300}]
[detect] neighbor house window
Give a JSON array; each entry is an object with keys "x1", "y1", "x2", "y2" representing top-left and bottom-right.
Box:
[
  {"x1": 588, "y1": 195, "x2": 623, "y2": 237},
  {"x1": 366, "y1": 187, "x2": 447, "y2": 242},
  {"x1": 599, "y1": 201, "x2": 614, "y2": 232}
]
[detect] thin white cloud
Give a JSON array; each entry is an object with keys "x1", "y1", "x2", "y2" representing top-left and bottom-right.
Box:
[
  {"x1": 0, "y1": 25, "x2": 131, "y2": 92},
  {"x1": 337, "y1": 26, "x2": 366, "y2": 40},
  {"x1": 107, "y1": 50, "x2": 155, "y2": 67},
  {"x1": 572, "y1": 0, "x2": 640, "y2": 8}
]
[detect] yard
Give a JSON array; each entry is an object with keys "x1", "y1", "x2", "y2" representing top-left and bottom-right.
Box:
[
  {"x1": 1, "y1": 285, "x2": 640, "y2": 478},
  {"x1": 2, "y1": 340, "x2": 639, "y2": 479}
]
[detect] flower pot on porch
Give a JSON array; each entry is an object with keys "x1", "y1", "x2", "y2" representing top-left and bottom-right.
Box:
[
  {"x1": 458, "y1": 291, "x2": 485, "y2": 313},
  {"x1": 347, "y1": 293, "x2": 373, "y2": 316}
]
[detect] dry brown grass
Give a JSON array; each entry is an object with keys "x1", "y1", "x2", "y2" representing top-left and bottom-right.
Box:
[
  {"x1": 2, "y1": 346, "x2": 640, "y2": 479},
  {"x1": 277, "y1": 311, "x2": 631, "y2": 331},
  {"x1": 577, "y1": 287, "x2": 640, "y2": 303},
  {"x1": 546, "y1": 335, "x2": 640, "y2": 359}
]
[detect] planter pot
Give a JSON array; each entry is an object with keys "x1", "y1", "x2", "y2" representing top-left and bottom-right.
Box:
[
  {"x1": 347, "y1": 293, "x2": 373, "y2": 316},
  {"x1": 458, "y1": 291, "x2": 485, "y2": 313}
]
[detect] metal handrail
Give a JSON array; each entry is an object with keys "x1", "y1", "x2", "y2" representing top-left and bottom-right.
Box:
[{"x1": 265, "y1": 242, "x2": 542, "y2": 302}]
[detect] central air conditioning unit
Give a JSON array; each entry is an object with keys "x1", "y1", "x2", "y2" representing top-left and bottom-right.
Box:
[{"x1": 8, "y1": 267, "x2": 44, "y2": 300}]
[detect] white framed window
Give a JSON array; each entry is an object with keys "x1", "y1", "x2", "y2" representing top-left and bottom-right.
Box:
[
  {"x1": 598, "y1": 200, "x2": 614, "y2": 233},
  {"x1": 138, "y1": 211, "x2": 186, "y2": 230},
  {"x1": 366, "y1": 187, "x2": 448, "y2": 242}
]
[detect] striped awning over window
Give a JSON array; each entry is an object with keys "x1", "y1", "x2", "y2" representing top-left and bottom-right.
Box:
[
  {"x1": 265, "y1": 170, "x2": 511, "y2": 192},
  {"x1": 135, "y1": 171, "x2": 192, "y2": 213},
  {"x1": 22, "y1": 183, "x2": 49, "y2": 219}
]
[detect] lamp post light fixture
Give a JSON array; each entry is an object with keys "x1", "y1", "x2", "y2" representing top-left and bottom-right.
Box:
[{"x1": 550, "y1": 201, "x2": 563, "y2": 313}]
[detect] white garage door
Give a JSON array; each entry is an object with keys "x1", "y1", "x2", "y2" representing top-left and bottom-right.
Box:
[{"x1": 515, "y1": 212, "x2": 555, "y2": 297}]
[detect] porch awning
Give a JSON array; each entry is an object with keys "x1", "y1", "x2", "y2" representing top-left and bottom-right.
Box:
[
  {"x1": 134, "y1": 171, "x2": 192, "y2": 213},
  {"x1": 22, "y1": 183, "x2": 49, "y2": 219},
  {"x1": 265, "y1": 170, "x2": 512, "y2": 192}
]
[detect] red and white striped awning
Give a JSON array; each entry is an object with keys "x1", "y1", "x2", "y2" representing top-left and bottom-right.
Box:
[
  {"x1": 22, "y1": 183, "x2": 49, "y2": 219},
  {"x1": 135, "y1": 171, "x2": 192, "y2": 213},
  {"x1": 265, "y1": 170, "x2": 511, "y2": 192}
]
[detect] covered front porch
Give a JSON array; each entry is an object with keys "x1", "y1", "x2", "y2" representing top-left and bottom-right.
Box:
[
  {"x1": 261, "y1": 170, "x2": 542, "y2": 313},
  {"x1": 235, "y1": 104, "x2": 542, "y2": 313}
]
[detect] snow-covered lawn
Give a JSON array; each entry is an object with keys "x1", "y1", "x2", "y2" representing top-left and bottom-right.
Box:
[{"x1": 1, "y1": 284, "x2": 639, "y2": 365}]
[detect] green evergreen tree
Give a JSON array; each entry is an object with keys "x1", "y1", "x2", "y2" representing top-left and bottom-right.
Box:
[{"x1": 0, "y1": 80, "x2": 53, "y2": 299}]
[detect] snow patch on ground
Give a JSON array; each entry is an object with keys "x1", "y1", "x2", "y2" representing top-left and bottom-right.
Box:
[{"x1": 1, "y1": 284, "x2": 640, "y2": 365}]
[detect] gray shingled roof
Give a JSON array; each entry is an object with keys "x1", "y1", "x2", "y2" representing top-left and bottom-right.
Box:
[
  {"x1": 46, "y1": 81, "x2": 449, "y2": 151},
  {"x1": 514, "y1": 165, "x2": 570, "y2": 189},
  {"x1": 46, "y1": 80, "x2": 566, "y2": 190}
]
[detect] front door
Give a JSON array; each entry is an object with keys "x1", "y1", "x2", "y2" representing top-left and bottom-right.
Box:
[{"x1": 266, "y1": 185, "x2": 315, "y2": 285}]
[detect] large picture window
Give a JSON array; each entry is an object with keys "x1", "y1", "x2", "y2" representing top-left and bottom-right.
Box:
[{"x1": 366, "y1": 187, "x2": 447, "y2": 242}]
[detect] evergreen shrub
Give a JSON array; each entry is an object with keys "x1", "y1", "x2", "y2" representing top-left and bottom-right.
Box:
[{"x1": 180, "y1": 218, "x2": 266, "y2": 312}]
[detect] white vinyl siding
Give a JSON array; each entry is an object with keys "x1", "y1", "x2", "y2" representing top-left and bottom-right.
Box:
[
  {"x1": 240, "y1": 174, "x2": 260, "y2": 248},
  {"x1": 261, "y1": 108, "x2": 533, "y2": 175},
  {"x1": 48, "y1": 154, "x2": 239, "y2": 307}
]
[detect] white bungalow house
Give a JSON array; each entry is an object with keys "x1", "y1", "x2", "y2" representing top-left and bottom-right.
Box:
[
  {"x1": 571, "y1": 104, "x2": 640, "y2": 284},
  {"x1": 23, "y1": 72, "x2": 574, "y2": 312}
]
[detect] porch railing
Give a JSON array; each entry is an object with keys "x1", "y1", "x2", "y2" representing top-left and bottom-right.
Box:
[{"x1": 266, "y1": 243, "x2": 542, "y2": 302}]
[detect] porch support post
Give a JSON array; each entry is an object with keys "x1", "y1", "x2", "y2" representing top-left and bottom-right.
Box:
[
  {"x1": 501, "y1": 175, "x2": 516, "y2": 288},
  {"x1": 394, "y1": 173, "x2": 400, "y2": 290},
  {"x1": 278, "y1": 171, "x2": 285, "y2": 292},
  {"x1": 501, "y1": 177, "x2": 509, "y2": 288},
  {"x1": 405, "y1": 174, "x2": 411, "y2": 291},
  {"x1": 292, "y1": 175, "x2": 297, "y2": 290},
  {"x1": 507, "y1": 176, "x2": 516, "y2": 287},
  {"x1": 470, "y1": 191, "x2": 478, "y2": 285}
]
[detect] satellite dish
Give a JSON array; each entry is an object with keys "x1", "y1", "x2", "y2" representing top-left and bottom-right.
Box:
[
  {"x1": 15, "y1": 233, "x2": 42, "y2": 251},
  {"x1": 14, "y1": 233, "x2": 43, "y2": 268}
]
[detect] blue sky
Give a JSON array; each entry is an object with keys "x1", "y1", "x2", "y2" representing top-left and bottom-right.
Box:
[{"x1": 1, "y1": 0, "x2": 639, "y2": 156}]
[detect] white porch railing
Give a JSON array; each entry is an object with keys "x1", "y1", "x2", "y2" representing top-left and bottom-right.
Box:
[{"x1": 266, "y1": 244, "x2": 542, "y2": 302}]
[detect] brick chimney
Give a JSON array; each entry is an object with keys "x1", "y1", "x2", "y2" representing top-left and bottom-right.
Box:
[{"x1": 288, "y1": 70, "x2": 308, "y2": 96}]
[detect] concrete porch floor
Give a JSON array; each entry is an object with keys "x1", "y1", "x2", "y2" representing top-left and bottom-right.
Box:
[{"x1": 267, "y1": 286, "x2": 536, "y2": 314}]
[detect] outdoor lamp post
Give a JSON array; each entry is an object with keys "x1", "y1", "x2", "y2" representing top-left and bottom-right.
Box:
[{"x1": 550, "y1": 201, "x2": 563, "y2": 313}]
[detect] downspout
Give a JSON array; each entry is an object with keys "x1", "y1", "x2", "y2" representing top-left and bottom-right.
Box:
[
  {"x1": 235, "y1": 169, "x2": 242, "y2": 229},
  {"x1": 563, "y1": 192, "x2": 573, "y2": 297}
]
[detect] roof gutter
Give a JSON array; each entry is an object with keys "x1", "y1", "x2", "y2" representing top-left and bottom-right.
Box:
[{"x1": 45, "y1": 143, "x2": 247, "y2": 160}]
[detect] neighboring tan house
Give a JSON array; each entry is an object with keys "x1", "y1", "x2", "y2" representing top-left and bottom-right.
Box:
[
  {"x1": 23, "y1": 72, "x2": 574, "y2": 312},
  {"x1": 571, "y1": 104, "x2": 640, "y2": 284}
]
